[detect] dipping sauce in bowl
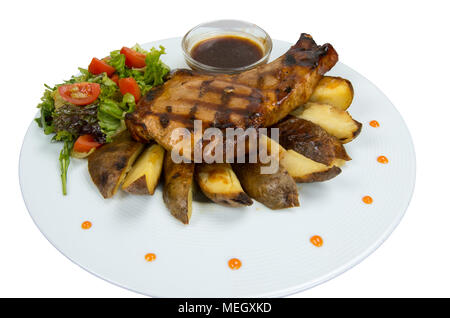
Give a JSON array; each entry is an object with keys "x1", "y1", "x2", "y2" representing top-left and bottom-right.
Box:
[
  {"x1": 190, "y1": 35, "x2": 264, "y2": 69},
  {"x1": 182, "y1": 20, "x2": 272, "y2": 74}
]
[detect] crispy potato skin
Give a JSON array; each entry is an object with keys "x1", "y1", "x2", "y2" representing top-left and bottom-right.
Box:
[
  {"x1": 195, "y1": 163, "x2": 252, "y2": 207},
  {"x1": 280, "y1": 149, "x2": 342, "y2": 183},
  {"x1": 88, "y1": 133, "x2": 144, "y2": 198},
  {"x1": 292, "y1": 165, "x2": 341, "y2": 183},
  {"x1": 274, "y1": 116, "x2": 351, "y2": 165},
  {"x1": 309, "y1": 76, "x2": 354, "y2": 110},
  {"x1": 162, "y1": 156, "x2": 194, "y2": 224},
  {"x1": 123, "y1": 175, "x2": 149, "y2": 195},
  {"x1": 232, "y1": 162, "x2": 299, "y2": 209}
]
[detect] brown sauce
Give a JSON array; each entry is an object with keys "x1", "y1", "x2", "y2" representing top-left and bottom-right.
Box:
[{"x1": 191, "y1": 36, "x2": 264, "y2": 68}]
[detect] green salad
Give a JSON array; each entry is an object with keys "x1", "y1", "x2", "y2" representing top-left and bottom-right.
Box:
[{"x1": 35, "y1": 44, "x2": 170, "y2": 195}]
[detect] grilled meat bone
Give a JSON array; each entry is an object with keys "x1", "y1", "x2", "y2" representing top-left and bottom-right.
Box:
[{"x1": 125, "y1": 34, "x2": 338, "y2": 158}]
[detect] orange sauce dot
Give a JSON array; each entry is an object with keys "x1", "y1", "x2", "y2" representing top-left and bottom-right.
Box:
[
  {"x1": 228, "y1": 258, "x2": 242, "y2": 270},
  {"x1": 369, "y1": 120, "x2": 380, "y2": 128},
  {"x1": 81, "y1": 221, "x2": 92, "y2": 230},
  {"x1": 145, "y1": 253, "x2": 156, "y2": 262},
  {"x1": 310, "y1": 235, "x2": 323, "y2": 247},
  {"x1": 377, "y1": 155, "x2": 389, "y2": 164},
  {"x1": 362, "y1": 196, "x2": 373, "y2": 204}
]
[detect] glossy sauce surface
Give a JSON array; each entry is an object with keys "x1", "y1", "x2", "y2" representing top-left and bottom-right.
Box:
[
  {"x1": 362, "y1": 196, "x2": 373, "y2": 204},
  {"x1": 191, "y1": 36, "x2": 264, "y2": 68},
  {"x1": 81, "y1": 221, "x2": 92, "y2": 230},
  {"x1": 145, "y1": 253, "x2": 156, "y2": 262},
  {"x1": 310, "y1": 235, "x2": 323, "y2": 247},
  {"x1": 369, "y1": 120, "x2": 380, "y2": 128},
  {"x1": 228, "y1": 258, "x2": 242, "y2": 270},
  {"x1": 377, "y1": 155, "x2": 389, "y2": 164}
]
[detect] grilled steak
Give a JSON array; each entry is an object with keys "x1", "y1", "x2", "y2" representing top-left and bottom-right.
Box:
[{"x1": 125, "y1": 33, "x2": 338, "y2": 159}]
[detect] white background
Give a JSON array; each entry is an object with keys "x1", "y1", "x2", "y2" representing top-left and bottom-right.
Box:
[{"x1": 1, "y1": 0, "x2": 449, "y2": 297}]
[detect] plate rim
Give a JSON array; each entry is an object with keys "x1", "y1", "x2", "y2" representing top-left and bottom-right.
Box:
[{"x1": 18, "y1": 36, "x2": 416, "y2": 298}]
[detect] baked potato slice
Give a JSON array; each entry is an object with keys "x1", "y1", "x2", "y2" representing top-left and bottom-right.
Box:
[
  {"x1": 196, "y1": 163, "x2": 252, "y2": 207},
  {"x1": 88, "y1": 132, "x2": 144, "y2": 198},
  {"x1": 122, "y1": 143, "x2": 165, "y2": 195},
  {"x1": 291, "y1": 102, "x2": 362, "y2": 143},
  {"x1": 232, "y1": 161, "x2": 299, "y2": 210},
  {"x1": 260, "y1": 131, "x2": 345, "y2": 183},
  {"x1": 280, "y1": 150, "x2": 341, "y2": 183},
  {"x1": 162, "y1": 156, "x2": 195, "y2": 224},
  {"x1": 310, "y1": 76, "x2": 354, "y2": 110},
  {"x1": 275, "y1": 116, "x2": 351, "y2": 166}
]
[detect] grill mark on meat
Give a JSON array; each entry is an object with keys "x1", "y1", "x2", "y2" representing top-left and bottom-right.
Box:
[
  {"x1": 193, "y1": 83, "x2": 263, "y2": 103},
  {"x1": 212, "y1": 108, "x2": 233, "y2": 129},
  {"x1": 145, "y1": 86, "x2": 164, "y2": 102},
  {"x1": 199, "y1": 79, "x2": 214, "y2": 97},
  {"x1": 284, "y1": 54, "x2": 297, "y2": 66},
  {"x1": 176, "y1": 98, "x2": 262, "y2": 116},
  {"x1": 153, "y1": 112, "x2": 198, "y2": 130},
  {"x1": 189, "y1": 103, "x2": 198, "y2": 121},
  {"x1": 159, "y1": 113, "x2": 170, "y2": 128},
  {"x1": 212, "y1": 85, "x2": 235, "y2": 129},
  {"x1": 125, "y1": 33, "x2": 339, "y2": 157},
  {"x1": 257, "y1": 73, "x2": 264, "y2": 89},
  {"x1": 283, "y1": 42, "x2": 330, "y2": 69}
]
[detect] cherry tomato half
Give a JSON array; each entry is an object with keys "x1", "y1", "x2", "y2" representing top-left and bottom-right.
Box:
[
  {"x1": 120, "y1": 47, "x2": 146, "y2": 68},
  {"x1": 58, "y1": 82, "x2": 101, "y2": 106},
  {"x1": 73, "y1": 134, "x2": 103, "y2": 153},
  {"x1": 110, "y1": 73, "x2": 120, "y2": 85},
  {"x1": 88, "y1": 57, "x2": 116, "y2": 76},
  {"x1": 118, "y1": 77, "x2": 141, "y2": 102}
]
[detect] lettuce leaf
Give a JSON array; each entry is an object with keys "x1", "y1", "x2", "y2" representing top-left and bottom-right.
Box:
[
  {"x1": 108, "y1": 50, "x2": 126, "y2": 74},
  {"x1": 35, "y1": 85, "x2": 56, "y2": 135},
  {"x1": 97, "y1": 93, "x2": 136, "y2": 142},
  {"x1": 105, "y1": 45, "x2": 169, "y2": 95},
  {"x1": 144, "y1": 46, "x2": 169, "y2": 87}
]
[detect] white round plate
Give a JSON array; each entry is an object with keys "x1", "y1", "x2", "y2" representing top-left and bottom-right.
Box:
[{"x1": 19, "y1": 38, "x2": 415, "y2": 297}]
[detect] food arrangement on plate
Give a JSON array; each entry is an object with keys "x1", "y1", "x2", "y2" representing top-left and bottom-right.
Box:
[{"x1": 35, "y1": 20, "x2": 361, "y2": 224}]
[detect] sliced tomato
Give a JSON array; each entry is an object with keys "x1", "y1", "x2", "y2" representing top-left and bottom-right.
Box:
[
  {"x1": 58, "y1": 83, "x2": 101, "y2": 106},
  {"x1": 111, "y1": 73, "x2": 119, "y2": 85},
  {"x1": 118, "y1": 77, "x2": 141, "y2": 101},
  {"x1": 73, "y1": 135, "x2": 103, "y2": 153},
  {"x1": 88, "y1": 57, "x2": 116, "y2": 76},
  {"x1": 120, "y1": 47, "x2": 146, "y2": 68}
]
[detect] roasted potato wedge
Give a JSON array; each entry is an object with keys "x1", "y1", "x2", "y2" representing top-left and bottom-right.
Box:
[
  {"x1": 162, "y1": 156, "x2": 195, "y2": 224},
  {"x1": 310, "y1": 76, "x2": 354, "y2": 110},
  {"x1": 232, "y1": 161, "x2": 299, "y2": 209},
  {"x1": 88, "y1": 132, "x2": 144, "y2": 198},
  {"x1": 122, "y1": 143, "x2": 165, "y2": 195},
  {"x1": 291, "y1": 102, "x2": 362, "y2": 143},
  {"x1": 275, "y1": 116, "x2": 351, "y2": 166},
  {"x1": 196, "y1": 163, "x2": 252, "y2": 207},
  {"x1": 280, "y1": 150, "x2": 341, "y2": 183},
  {"x1": 261, "y1": 130, "x2": 345, "y2": 183}
]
